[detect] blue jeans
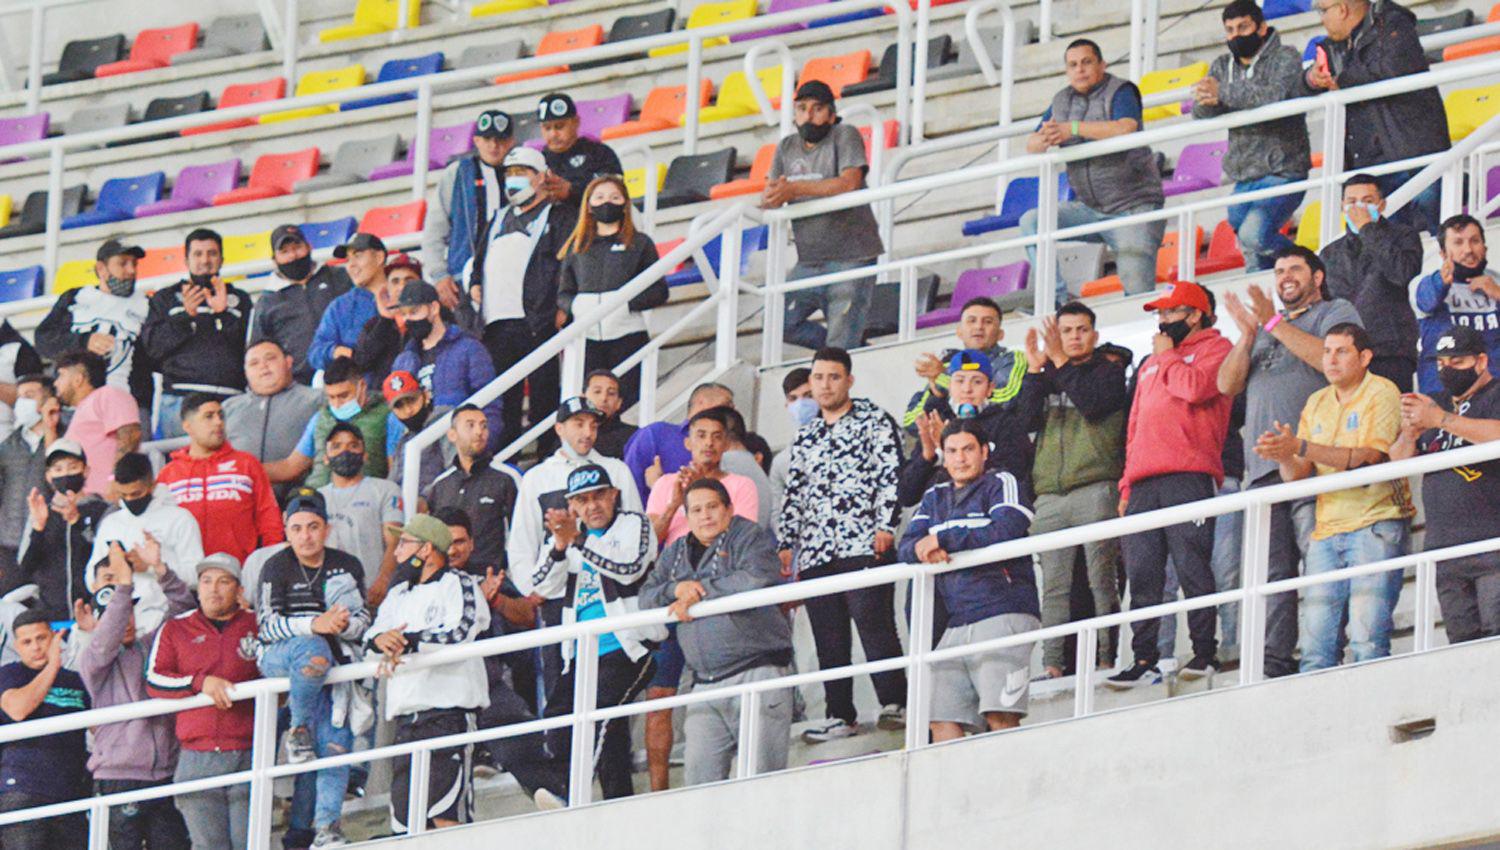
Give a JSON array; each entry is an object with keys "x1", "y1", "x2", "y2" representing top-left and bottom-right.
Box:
[
  {"x1": 1227, "y1": 176, "x2": 1303, "y2": 271},
  {"x1": 259, "y1": 637, "x2": 351, "y2": 829},
  {"x1": 155, "y1": 392, "x2": 186, "y2": 440},
  {"x1": 1021, "y1": 200, "x2": 1166, "y2": 305},
  {"x1": 1375, "y1": 168, "x2": 1441, "y2": 237},
  {"x1": 783, "y1": 259, "x2": 875, "y2": 352},
  {"x1": 1299, "y1": 519, "x2": 1409, "y2": 672}
]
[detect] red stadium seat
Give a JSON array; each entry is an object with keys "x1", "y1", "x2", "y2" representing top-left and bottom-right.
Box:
[
  {"x1": 211, "y1": 148, "x2": 320, "y2": 206},
  {"x1": 798, "y1": 50, "x2": 872, "y2": 98},
  {"x1": 183, "y1": 78, "x2": 287, "y2": 136},
  {"x1": 359, "y1": 200, "x2": 427, "y2": 238},
  {"x1": 603, "y1": 81, "x2": 714, "y2": 140},
  {"x1": 94, "y1": 23, "x2": 200, "y2": 77}
]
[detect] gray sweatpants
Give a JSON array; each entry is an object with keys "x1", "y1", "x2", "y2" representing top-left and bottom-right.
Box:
[
  {"x1": 683, "y1": 665, "x2": 793, "y2": 786},
  {"x1": 1032, "y1": 480, "x2": 1121, "y2": 670},
  {"x1": 174, "y1": 749, "x2": 251, "y2": 850},
  {"x1": 1435, "y1": 553, "x2": 1500, "y2": 644}
]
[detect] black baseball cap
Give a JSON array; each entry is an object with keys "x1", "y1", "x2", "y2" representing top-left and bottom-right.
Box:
[
  {"x1": 271, "y1": 224, "x2": 307, "y2": 250},
  {"x1": 565, "y1": 463, "x2": 614, "y2": 498},
  {"x1": 332, "y1": 232, "x2": 387, "y2": 259},
  {"x1": 794, "y1": 80, "x2": 837, "y2": 106},
  {"x1": 398, "y1": 280, "x2": 440, "y2": 308},
  {"x1": 96, "y1": 239, "x2": 145, "y2": 262},
  {"x1": 283, "y1": 487, "x2": 328, "y2": 522},
  {"x1": 476, "y1": 109, "x2": 513, "y2": 139},
  {"x1": 538, "y1": 93, "x2": 577, "y2": 122},
  {"x1": 556, "y1": 396, "x2": 603, "y2": 423},
  {"x1": 1433, "y1": 325, "x2": 1488, "y2": 358}
]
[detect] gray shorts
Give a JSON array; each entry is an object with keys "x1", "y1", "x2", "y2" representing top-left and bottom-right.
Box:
[{"x1": 930, "y1": 613, "x2": 1039, "y2": 728}]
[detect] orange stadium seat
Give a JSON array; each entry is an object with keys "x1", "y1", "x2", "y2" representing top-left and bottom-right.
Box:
[
  {"x1": 496, "y1": 25, "x2": 604, "y2": 84},
  {"x1": 798, "y1": 50, "x2": 872, "y2": 98}
]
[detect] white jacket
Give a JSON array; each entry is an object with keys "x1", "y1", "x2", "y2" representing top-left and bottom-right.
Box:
[
  {"x1": 366, "y1": 567, "x2": 491, "y2": 717},
  {"x1": 89, "y1": 488, "x2": 205, "y2": 587},
  {"x1": 506, "y1": 448, "x2": 640, "y2": 597}
]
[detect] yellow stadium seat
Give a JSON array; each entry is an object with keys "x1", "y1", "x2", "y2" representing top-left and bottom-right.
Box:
[
  {"x1": 317, "y1": 0, "x2": 419, "y2": 42},
  {"x1": 1140, "y1": 61, "x2": 1208, "y2": 122},
  {"x1": 470, "y1": 0, "x2": 546, "y2": 17},
  {"x1": 223, "y1": 231, "x2": 272, "y2": 268},
  {"x1": 0, "y1": 196, "x2": 10, "y2": 229},
  {"x1": 1445, "y1": 83, "x2": 1500, "y2": 142},
  {"x1": 1295, "y1": 202, "x2": 1342, "y2": 251},
  {"x1": 698, "y1": 66, "x2": 784, "y2": 124},
  {"x1": 650, "y1": 0, "x2": 758, "y2": 57},
  {"x1": 54, "y1": 259, "x2": 96, "y2": 293},
  {"x1": 260, "y1": 65, "x2": 366, "y2": 124},
  {"x1": 624, "y1": 164, "x2": 667, "y2": 200}
]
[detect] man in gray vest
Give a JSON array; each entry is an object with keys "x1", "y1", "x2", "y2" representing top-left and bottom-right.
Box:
[{"x1": 1021, "y1": 39, "x2": 1166, "y2": 305}]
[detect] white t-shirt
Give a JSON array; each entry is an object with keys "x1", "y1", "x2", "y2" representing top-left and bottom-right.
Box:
[
  {"x1": 67, "y1": 287, "x2": 150, "y2": 395},
  {"x1": 320, "y1": 477, "x2": 404, "y2": 579}
]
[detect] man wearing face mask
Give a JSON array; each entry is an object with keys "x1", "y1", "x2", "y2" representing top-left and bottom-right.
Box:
[
  {"x1": 763, "y1": 80, "x2": 884, "y2": 353},
  {"x1": 140, "y1": 228, "x2": 250, "y2": 439},
  {"x1": 90, "y1": 453, "x2": 205, "y2": 588},
  {"x1": 0, "y1": 376, "x2": 59, "y2": 579},
  {"x1": 11, "y1": 440, "x2": 106, "y2": 621},
  {"x1": 268, "y1": 357, "x2": 391, "y2": 489},
  {"x1": 769, "y1": 368, "x2": 812, "y2": 533},
  {"x1": 391, "y1": 280, "x2": 503, "y2": 452},
  {"x1": 382, "y1": 370, "x2": 455, "y2": 497},
  {"x1": 319, "y1": 423, "x2": 403, "y2": 597},
  {"x1": 250, "y1": 225, "x2": 353, "y2": 385},
  {"x1": 309, "y1": 233, "x2": 390, "y2": 380},
  {"x1": 36, "y1": 238, "x2": 152, "y2": 413},
  {"x1": 1319, "y1": 174, "x2": 1423, "y2": 391},
  {"x1": 1413, "y1": 214, "x2": 1500, "y2": 395},
  {"x1": 426, "y1": 108, "x2": 518, "y2": 312}
]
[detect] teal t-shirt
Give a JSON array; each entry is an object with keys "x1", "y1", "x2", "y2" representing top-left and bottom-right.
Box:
[{"x1": 575, "y1": 528, "x2": 622, "y2": 656}]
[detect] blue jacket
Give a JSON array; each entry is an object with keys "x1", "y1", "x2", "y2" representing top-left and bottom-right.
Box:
[
  {"x1": 392, "y1": 324, "x2": 505, "y2": 451},
  {"x1": 897, "y1": 470, "x2": 1037, "y2": 626},
  {"x1": 309, "y1": 286, "x2": 379, "y2": 373},
  {"x1": 1411, "y1": 269, "x2": 1500, "y2": 393},
  {"x1": 447, "y1": 156, "x2": 485, "y2": 280}
]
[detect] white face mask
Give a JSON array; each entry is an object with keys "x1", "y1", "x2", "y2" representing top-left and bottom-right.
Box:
[{"x1": 11, "y1": 397, "x2": 39, "y2": 430}]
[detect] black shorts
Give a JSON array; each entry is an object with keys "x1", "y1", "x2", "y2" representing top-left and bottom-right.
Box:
[{"x1": 390, "y1": 709, "x2": 477, "y2": 833}]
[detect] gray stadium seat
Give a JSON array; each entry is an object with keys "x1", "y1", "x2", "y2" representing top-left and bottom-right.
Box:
[
  {"x1": 171, "y1": 15, "x2": 268, "y2": 65},
  {"x1": 294, "y1": 134, "x2": 403, "y2": 192},
  {"x1": 862, "y1": 274, "x2": 940, "y2": 342},
  {"x1": 928, "y1": 23, "x2": 1037, "y2": 83},
  {"x1": 65, "y1": 102, "x2": 132, "y2": 138},
  {"x1": 0, "y1": 185, "x2": 88, "y2": 239},
  {"x1": 1057, "y1": 241, "x2": 1107, "y2": 299},
  {"x1": 844, "y1": 36, "x2": 954, "y2": 97}
]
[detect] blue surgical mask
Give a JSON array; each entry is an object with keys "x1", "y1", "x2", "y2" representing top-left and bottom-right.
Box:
[
  {"x1": 1346, "y1": 203, "x2": 1380, "y2": 234},
  {"x1": 330, "y1": 399, "x2": 362, "y2": 422},
  {"x1": 788, "y1": 397, "x2": 819, "y2": 427},
  {"x1": 956, "y1": 403, "x2": 979, "y2": 419},
  {"x1": 505, "y1": 176, "x2": 535, "y2": 205}
]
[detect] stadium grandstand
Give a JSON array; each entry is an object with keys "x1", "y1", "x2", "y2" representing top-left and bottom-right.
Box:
[{"x1": 0, "y1": 0, "x2": 1498, "y2": 846}]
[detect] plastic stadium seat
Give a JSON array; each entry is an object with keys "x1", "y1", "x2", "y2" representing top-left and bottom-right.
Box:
[
  {"x1": 95, "y1": 24, "x2": 200, "y2": 77},
  {"x1": 470, "y1": 0, "x2": 545, "y2": 17},
  {"x1": 624, "y1": 164, "x2": 667, "y2": 201},
  {"x1": 929, "y1": 23, "x2": 1036, "y2": 83},
  {"x1": 369, "y1": 122, "x2": 474, "y2": 181},
  {"x1": 318, "y1": 0, "x2": 419, "y2": 42},
  {"x1": 43, "y1": 35, "x2": 126, "y2": 85},
  {"x1": 1262, "y1": 0, "x2": 1311, "y2": 18},
  {"x1": 658, "y1": 148, "x2": 738, "y2": 208},
  {"x1": 1416, "y1": 9, "x2": 1474, "y2": 37},
  {"x1": 1162, "y1": 141, "x2": 1227, "y2": 197},
  {"x1": 1195, "y1": 220, "x2": 1246, "y2": 275},
  {"x1": 457, "y1": 41, "x2": 525, "y2": 75},
  {"x1": 809, "y1": 0, "x2": 884, "y2": 28},
  {"x1": 0, "y1": 186, "x2": 86, "y2": 238},
  {"x1": 0, "y1": 114, "x2": 50, "y2": 153},
  {"x1": 603, "y1": 81, "x2": 714, "y2": 140},
  {"x1": 580, "y1": 8, "x2": 676, "y2": 66},
  {"x1": 862, "y1": 274, "x2": 938, "y2": 340},
  {"x1": 1079, "y1": 275, "x2": 1123, "y2": 298},
  {"x1": 1141, "y1": 62, "x2": 1207, "y2": 122},
  {"x1": 496, "y1": 25, "x2": 604, "y2": 83},
  {"x1": 53, "y1": 260, "x2": 96, "y2": 293},
  {"x1": 63, "y1": 171, "x2": 166, "y2": 229},
  {"x1": 0, "y1": 267, "x2": 43, "y2": 302},
  {"x1": 212, "y1": 148, "x2": 320, "y2": 206},
  {"x1": 296, "y1": 135, "x2": 402, "y2": 192},
  {"x1": 138, "y1": 92, "x2": 211, "y2": 141},
  {"x1": 858, "y1": 120, "x2": 900, "y2": 160},
  {"x1": 798, "y1": 50, "x2": 872, "y2": 98},
  {"x1": 961, "y1": 174, "x2": 1075, "y2": 236},
  {"x1": 222, "y1": 231, "x2": 273, "y2": 268},
  {"x1": 302, "y1": 218, "x2": 359, "y2": 251},
  {"x1": 844, "y1": 36, "x2": 953, "y2": 97},
  {"x1": 138, "y1": 246, "x2": 186, "y2": 279},
  {"x1": 511, "y1": 111, "x2": 542, "y2": 145},
  {"x1": 1295, "y1": 202, "x2": 1324, "y2": 250},
  {"x1": 343, "y1": 52, "x2": 445, "y2": 110},
  {"x1": 1445, "y1": 84, "x2": 1500, "y2": 142},
  {"x1": 733, "y1": 0, "x2": 829, "y2": 43},
  {"x1": 1057, "y1": 241, "x2": 1107, "y2": 292},
  {"x1": 651, "y1": 0, "x2": 759, "y2": 57},
  {"x1": 173, "y1": 15, "x2": 267, "y2": 65},
  {"x1": 710, "y1": 142, "x2": 776, "y2": 199},
  {"x1": 182, "y1": 77, "x2": 286, "y2": 136},
  {"x1": 359, "y1": 200, "x2": 427, "y2": 238},
  {"x1": 1442, "y1": 5, "x2": 1500, "y2": 62},
  {"x1": 261, "y1": 66, "x2": 366, "y2": 124},
  {"x1": 134, "y1": 159, "x2": 241, "y2": 218},
  {"x1": 699, "y1": 67, "x2": 784, "y2": 124},
  {"x1": 65, "y1": 102, "x2": 132, "y2": 137},
  {"x1": 916, "y1": 262, "x2": 1029, "y2": 329},
  {"x1": 577, "y1": 95, "x2": 633, "y2": 141},
  {"x1": 1156, "y1": 227, "x2": 1205, "y2": 281},
  {"x1": 665, "y1": 225, "x2": 768, "y2": 286},
  {"x1": 0, "y1": 196, "x2": 10, "y2": 229}
]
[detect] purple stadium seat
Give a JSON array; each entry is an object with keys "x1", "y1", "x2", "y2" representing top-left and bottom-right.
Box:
[
  {"x1": 133, "y1": 159, "x2": 242, "y2": 217},
  {"x1": 915, "y1": 261, "x2": 1029, "y2": 329},
  {"x1": 0, "y1": 114, "x2": 50, "y2": 162},
  {"x1": 368, "y1": 122, "x2": 476, "y2": 181},
  {"x1": 1161, "y1": 141, "x2": 1227, "y2": 197},
  {"x1": 732, "y1": 0, "x2": 829, "y2": 42}
]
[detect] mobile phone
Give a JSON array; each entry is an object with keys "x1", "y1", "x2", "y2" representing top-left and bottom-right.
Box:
[{"x1": 1314, "y1": 44, "x2": 1331, "y2": 78}]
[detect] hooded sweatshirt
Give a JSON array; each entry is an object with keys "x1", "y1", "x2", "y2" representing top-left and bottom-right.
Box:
[
  {"x1": 89, "y1": 488, "x2": 206, "y2": 587},
  {"x1": 158, "y1": 442, "x2": 284, "y2": 562},
  {"x1": 11, "y1": 496, "x2": 109, "y2": 621},
  {"x1": 1120, "y1": 329, "x2": 1234, "y2": 501},
  {"x1": 1412, "y1": 268, "x2": 1500, "y2": 394},
  {"x1": 507, "y1": 446, "x2": 641, "y2": 597}
]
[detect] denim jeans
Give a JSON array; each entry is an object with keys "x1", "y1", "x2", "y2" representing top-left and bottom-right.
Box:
[
  {"x1": 783, "y1": 259, "x2": 875, "y2": 352},
  {"x1": 155, "y1": 392, "x2": 186, "y2": 440},
  {"x1": 258, "y1": 637, "x2": 351, "y2": 829},
  {"x1": 0, "y1": 791, "x2": 88, "y2": 850},
  {"x1": 1021, "y1": 200, "x2": 1166, "y2": 304},
  {"x1": 1299, "y1": 519, "x2": 1409, "y2": 672},
  {"x1": 1375, "y1": 167, "x2": 1441, "y2": 237},
  {"x1": 96, "y1": 778, "x2": 191, "y2": 850},
  {"x1": 174, "y1": 749, "x2": 251, "y2": 850},
  {"x1": 1227, "y1": 176, "x2": 1303, "y2": 271}
]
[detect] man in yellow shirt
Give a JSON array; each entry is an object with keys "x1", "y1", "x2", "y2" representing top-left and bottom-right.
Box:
[{"x1": 1253, "y1": 322, "x2": 1412, "y2": 671}]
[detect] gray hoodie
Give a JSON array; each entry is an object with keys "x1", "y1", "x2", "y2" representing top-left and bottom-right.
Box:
[
  {"x1": 641, "y1": 516, "x2": 791, "y2": 682},
  {"x1": 1191, "y1": 28, "x2": 1312, "y2": 183}
]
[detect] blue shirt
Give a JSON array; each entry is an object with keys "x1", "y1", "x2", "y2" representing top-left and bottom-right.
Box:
[
  {"x1": 575, "y1": 529, "x2": 622, "y2": 656},
  {"x1": 622, "y1": 421, "x2": 691, "y2": 502},
  {"x1": 1038, "y1": 85, "x2": 1143, "y2": 127},
  {"x1": 0, "y1": 663, "x2": 89, "y2": 800}
]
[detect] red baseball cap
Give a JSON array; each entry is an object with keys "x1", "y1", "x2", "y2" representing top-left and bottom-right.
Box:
[
  {"x1": 382, "y1": 370, "x2": 422, "y2": 405},
  {"x1": 384, "y1": 253, "x2": 424, "y2": 278},
  {"x1": 1142, "y1": 280, "x2": 1212, "y2": 315}
]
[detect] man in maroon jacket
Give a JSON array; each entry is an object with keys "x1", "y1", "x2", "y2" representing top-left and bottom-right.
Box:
[{"x1": 146, "y1": 553, "x2": 260, "y2": 850}]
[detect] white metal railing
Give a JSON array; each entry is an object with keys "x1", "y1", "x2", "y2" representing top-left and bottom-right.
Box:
[{"x1": 0, "y1": 428, "x2": 1494, "y2": 845}]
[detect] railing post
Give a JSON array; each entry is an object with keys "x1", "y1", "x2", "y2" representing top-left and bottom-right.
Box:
[
  {"x1": 1128, "y1": 0, "x2": 1143, "y2": 82},
  {"x1": 1440, "y1": 162, "x2": 1464, "y2": 221},
  {"x1": 1073, "y1": 625, "x2": 1097, "y2": 717},
  {"x1": 567, "y1": 633, "x2": 600, "y2": 807},
  {"x1": 1033, "y1": 159, "x2": 1059, "y2": 316},
  {"x1": 762, "y1": 219, "x2": 788, "y2": 366},
  {"x1": 735, "y1": 689, "x2": 762, "y2": 779},
  {"x1": 1318, "y1": 101, "x2": 1346, "y2": 250},
  {"x1": 1237, "y1": 501, "x2": 1270, "y2": 685},
  {"x1": 412, "y1": 82, "x2": 434, "y2": 202},
  {"x1": 87, "y1": 800, "x2": 108, "y2": 850},
  {"x1": 910, "y1": 0, "x2": 931, "y2": 145},
  {"x1": 638, "y1": 348, "x2": 660, "y2": 424},
  {"x1": 282, "y1": 0, "x2": 299, "y2": 91},
  {"x1": 1142, "y1": 0, "x2": 1159, "y2": 75},
  {"x1": 904, "y1": 570, "x2": 935, "y2": 751},
  {"x1": 245, "y1": 690, "x2": 279, "y2": 848},
  {"x1": 684, "y1": 36, "x2": 704, "y2": 156},
  {"x1": 715, "y1": 225, "x2": 742, "y2": 371},
  {"x1": 1038, "y1": 0, "x2": 1052, "y2": 42},
  {"x1": 1176, "y1": 209, "x2": 1195, "y2": 281},
  {"x1": 26, "y1": 5, "x2": 43, "y2": 115},
  {"x1": 1413, "y1": 557, "x2": 1437, "y2": 653},
  {"x1": 406, "y1": 749, "x2": 432, "y2": 835},
  {"x1": 898, "y1": 263, "x2": 918, "y2": 342},
  {"x1": 43, "y1": 145, "x2": 63, "y2": 280}
]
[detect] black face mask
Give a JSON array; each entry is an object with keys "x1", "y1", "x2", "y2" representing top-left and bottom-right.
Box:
[
  {"x1": 1453, "y1": 261, "x2": 1488, "y2": 282},
  {"x1": 1227, "y1": 31, "x2": 1264, "y2": 61},
  {"x1": 398, "y1": 553, "x2": 426, "y2": 575},
  {"x1": 405, "y1": 319, "x2": 434, "y2": 342},
  {"x1": 398, "y1": 401, "x2": 433, "y2": 432},
  {"x1": 123, "y1": 494, "x2": 152, "y2": 516},
  {"x1": 328, "y1": 450, "x2": 365, "y2": 478},
  {"x1": 798, "y1": 120, "x2": 833, "y2": 144},
  {"x1": 590, "y1": 202, "x2": 625, "y2": 225},
  {"x1": 276, "y1": 254, "x2": 315, "y2": 282},
  {"x1": 1438, "y1": 365, "x2": 1483, "y2": 399},
  {"x1": 49, "y1": 473, "x2": 85, "y2": 496},
  {"x1": 1158, "y1": 319, "x2": 1193, "y2": 346},
  {"x1": 188, "y1": 273, "x2": 215, "y2": 288}
]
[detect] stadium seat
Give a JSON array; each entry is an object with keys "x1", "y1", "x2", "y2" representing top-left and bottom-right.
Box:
[
  {"x1": 496, "y1": 25, "x2": 604, "y2": 83},
  {"x1": 261, "y1": 66, "x2": 366, "y2": 123},
  {"x1": 1295, "y1": 202, "x2": 1324, "y2": 250},
  {"x1": 809, "y1": 0, "x2": 883, "y2": 28},
  {"x1": 929, "y1": 23, "x2": 1035, "y2": 83},
  {"x1": 0, "y1": 196, "x2": 10, "y2": 229},
  {"x1": 63, "y1": 171, "x2": 166, "y2": 228},
  {"x1": 1443, "y1": 5, "x2": 1500, "y2": 61},
  {"x1": 862, "y1": 274, "x2": 938, "y2": 340},
  {"x1": 1156, "y1": 227, "x2": 1206, "y2": 281},
  {"x1": 603, "y1": 81, "x2": 714, "y2": 139},
  {"x1": 295, "y1": 135, "x2": 402, "y2": 191},
  {"x1": 581, "y1": 8, "x2": 676, "y2": 66},
  {"x1": 0, "y1": 186, "x2": 86, "y2": 238},
  {"x1": 138, "y1": 246, "x2": 186, "y2": 279},
  {"x1": 1057, "y1": 242, "x2": 1107, "y2": 292},
  {"x1": 65, "y1": 102, "x2": 132, "y2": 138},
  {"x1": 651, "y1": 0, "x2": 759, "y2": 57},
  {"x1": 624, "y1": 164, "x2": 667, "y2": 201},
  {"x1": 710, "y1": 142, "x2": 776, "y2": 199},
  {"x1": 798, "y1": 50, "x2": 872, "y2": 98},
  {"x1": 916, "y1": 261, "x2": 1029, "y2": 329},
  {"x1": 95, "y1": 23, "x2": 200, "y2": 77},
  {"x1": 1262, "y1": 0, "x2": 1311, "y2": 18},
  {"x1": 961, "y1": 174, "x2": 1075, "y2": 236},
  {"x1": 658, "y1": 148, "x2": 738, "y2": 208},
  {"x1": 511, "y1": 111, "x2": 542, "y2": 145},
  {"x1": 212, "y1": 147, "x2": 320, "y2": 205},
  {"x1": 318, "y1": 0, "x2": 419, "y2": 42},
  {"x1": 1302, "y1": 35, "x2": 1326, "y2": 63},
  {"x1": 182, "y1": 77, "x2": 287, "y2": 136},
  {"x1": 173, "y1": 14, "x2": 267, "y2": 65},
  {"x1": 53, "y1": 260, "x2": 97, "y2": 293},
  {"x1": 577, "y1": 95, "x2": 633, "y2": 140},
  {"x1": 1195, "y1": 220, "x2": 1247, "y2": 275},
  {"x1": 222, "y1": 231, "x2": 273, "y2": 267},
  {"x1": 43, "y1": 34, "x2": 126, "y2": 85},
  {"x1": 733, "y1": 0, "x2": 829, "y2": 43},
  {"x1": 134, "y1": 159, "x2": 241, "y2": 218},
  {"x1": 302, "y1": 218, "x2": 359, "y2": 251},
  {"x1": 699, "y1": 67, "x2": 784, "y2": 124},
  {"x1": 665, "y1": 225, "x2": 768, "y2": 286},
  {"x1": 844, "y1": 35, "x2": 953, "y2": 97},
  {"x1": 343, "y1": 52, "x2": 444, "y2": 110},
  {"x1": 359, "y1": 200, "x2": 427, "y2": 238},
  {"x1": 369, "y1": 122, "x2": 474, "y2": 180},
  {"x1": 456, "y1": 41, "x2": 526, "y2": 77},
  {"x1": 1141, "y1": 62, "x2": 1207, "y2": 122},
  {"x1": 1079, "y1": 275, "x2": 1123, "y2": 298},
  {"x1": 1162, "y1": 141, "x2": 1227, "y2": 196},
  {"x1": 1417, "y1": 9, "x2": 1475, "y2": 37},
  {"x1": 858, "y1": 120, "x2": 900, "y2": 160},
  {"x1": 0, "y1": 113, "x2": 50, "y2": 155},
  {"x1": 0, "y1": 267, "x2": 43, "y2": 302},
  {"x1": 470, "y1": 0, "x2": 546, "y2": 17},
  {"x1": 138, "y1": 92, "x2": 211, "y2": 141},
  {"x1": 1445, "y1": 83, "x2": 1500, "y2": 142}
]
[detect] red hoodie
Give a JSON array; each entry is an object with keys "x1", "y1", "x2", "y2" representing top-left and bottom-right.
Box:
[
  {"x1": 1120, "y1": 329, "x2": 1234, "y2": 502},
  {"x1": 145, "y1": 608, "x2": 259, "y2": 752},
  {"x1": 158, "y1": 442, "x2": 283, "y2": 561}
]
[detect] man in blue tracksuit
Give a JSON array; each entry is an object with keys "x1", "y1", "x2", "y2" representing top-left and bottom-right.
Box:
[
  {"x1": 898, "y1": 418, "x2": 1038, "y2": 742},
  {"x1": 390, "y1": 281, "x2": 505, "y2": 452},
  {"x1": 1412, "y1": 214, "x2": 1500, "y2": 394}
]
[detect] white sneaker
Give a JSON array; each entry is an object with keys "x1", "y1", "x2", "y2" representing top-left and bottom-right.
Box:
[
  {"x1": 310, "y1": 824, "x2": 346, "y2": 848},
  {"x1": 801, "y1": 718, "x2": 860, "y2": 744},
  {"x1": 876, "y1": 704, "x2": 906, "y2": 731},
  {"x1": 534, "y1": 788, "x2": 566, "y2": 811}
]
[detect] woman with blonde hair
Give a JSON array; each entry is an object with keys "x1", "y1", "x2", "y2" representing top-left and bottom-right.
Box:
[{"x1": 557, "y1": 174, "x2": 668, "y2": 409}]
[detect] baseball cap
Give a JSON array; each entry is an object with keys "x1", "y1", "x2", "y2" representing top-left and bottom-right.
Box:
[
  {"x1": 538, "y1": 92, "x2": 577, "y2": 122},
  {"x1": 1142, "y1": 280, "x2": 1213, "y2": 315},
  {"x1": 475, "y1": 109, "x2": 513, "y2": 140},
  {"x1": 1434, "y1": 324, "x2": 1488, "y2": 358},
  {"x1": 45, "y1": 438, "x2": 86, "y2": 467},
  {"x1": 270, "y1": 224, "x2": 307, "y2": 250},
  {"x1": 283, "y1": 487, "x2": 327, "y2": 522},
  {"x1": 556, "y1": 396, "x2": 603, "y2": 423},
  {"x1": 96, "y1": 239, "x2": 145, "y2": 262},
  {"x1": 385, "y1": 253, "x2": 423, "y2": 278},
  {"x1": 332, "y1": 232, "x2": 387, "y2": 259},
  {"x1": 401, "y1": 513, "x2": 453, "y2": 552},
  {"x1": 382, "y1": 370, "x2": 423, "y2": 405},
  {"x1": 503, "y1": 146, "x2": 547, "y2": 173},
  {"x1": 565, "y1": 463, "x2": 613, "y2": 498},
  {"x1": 195, "y1": 553, "x2": 242, "y2": 583},
  {"x1": 794, "y1": 80, "x2": 837, "y2": 106},
  {"x1": 398, "y1": 280, "x2": 440, "y2": 308},
  {"x1": 946, "y1": 349, "x2": 995, "y2": 381}
]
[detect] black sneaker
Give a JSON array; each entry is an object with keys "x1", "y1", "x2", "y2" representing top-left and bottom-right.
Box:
[
  {"x1": 1177, "y1": 655, "x2": 1219, "y2": 681},
  {"x1": 1104, "y1": 660, "x2": 1163, "y2": 690}
]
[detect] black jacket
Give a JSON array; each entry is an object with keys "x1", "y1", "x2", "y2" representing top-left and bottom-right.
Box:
[
  {"x1": 251, "y1": 265, "x2": 353, "y2": 384},
  {"x1": 897, "y1": 385, "x2": 1044, "y2": 508},
  {"x1": 7, "y1": 497, "x2": 109, "y2": 621},
  {"x1": 1319, "y1": 218, "x2": 1423, "y2": 361},
  {"x1": 594, "y1": 415, "x2": 637, "y2": 460},
  {"x1": 140, "y1": 280, "x2": 251, "y2": 394}
]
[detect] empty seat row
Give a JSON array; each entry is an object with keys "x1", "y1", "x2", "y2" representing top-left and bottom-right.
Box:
[{"x1": 44, "y1": 16, "x2": 266, "y2": 86}]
